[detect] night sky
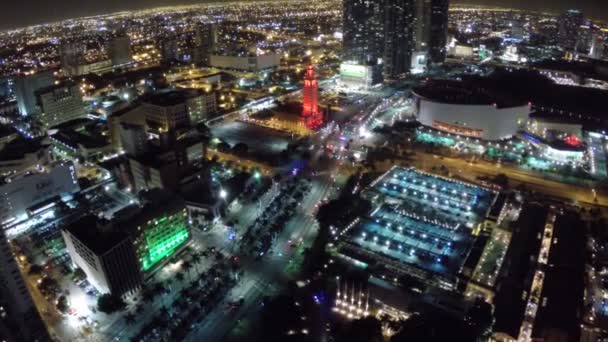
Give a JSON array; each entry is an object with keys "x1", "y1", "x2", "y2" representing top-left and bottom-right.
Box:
[{"x1": 1, "y1": 0, "x2": 607, "y2": 31}]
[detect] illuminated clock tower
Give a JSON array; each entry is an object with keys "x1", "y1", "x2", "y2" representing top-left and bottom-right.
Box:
[{"x1": 302, "y1": 65, "x2": 323, "y2": 129}]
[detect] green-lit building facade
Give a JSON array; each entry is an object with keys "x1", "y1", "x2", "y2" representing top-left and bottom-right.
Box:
[{"x1": 134, "y1": 208, "x2": 190, "y2": 272}]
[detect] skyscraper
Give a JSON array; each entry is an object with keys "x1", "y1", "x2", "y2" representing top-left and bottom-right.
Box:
[
  {"x1": 427, "y1": 0, "x2": 449, "y2": 63},
  {"x1": 108, "y1": 33, "x2": 132, "y2": 67},
  {"x1": 59, "y1": 41, "x2": 86, "y2": 77},
  {"x1": 342, "y1": 0, "x2": 385, "y2": 82},
  {"x1": 193, "y1": 23, "x2": 217, "y2": 65},
  {"x1": 559, "y1": 10, "x2": 584, "y2": 50},
  {"x1": 14, "y1": 70, "x2": 54, "y2": 117},
  {"x1": 343, "y1": 0, "x2": 448, "y2": 82},
  {"x1": 384, "y1": 0, "x2": 417, "y2": 80}
]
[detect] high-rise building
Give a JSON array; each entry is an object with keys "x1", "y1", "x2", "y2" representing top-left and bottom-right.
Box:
[
  {"x1": 427, "y1": 0, "x2": 449, "y2": 63},
  {"x1": 302, "y1": 65, "x2": 323, "y2": 130},
  {"x1": 0, "y1": 77, "x2": 14, "y2": 99},
  {"x1": 119, "y1": 122, "x2": 148, "y2": 157},
  {"x1": 160, "y1": 36, "x2": 179, "y2": 63},
  {"x1": 108, "y1": 34, "x2": 132, "y2": 67},
  {"x1": 62, "y1": 216, "x2": 142, "y2": 297},
  {"x1": 14, "y1": 70, "x2": 54, "y2": 117},
  {"x1": 559, "y1": 10, "x2": 584, "y2": 50},
  {"x1": 142, "y1": 90, "x2": 193, "y2": 137},
  {"x1": 342, "y1": 0, "x2": 385, "y2": 82},
  {"x1": 142, "y1": 88, "x2": 215, "y2": 138},
  {"x1": 186, "y1": 91, "x2": 217, "y2": 124},
  {"x1": 37, "y1": 83, "x2": 86, "y2": 127},
  {"x1": 589, "y1": 34, "x2": 604, "y2": 60},
  {"x1": 384, "y1": 0, "x2": 417, "y2": 80},
  {"x1": 0, "y1": 228, "x2": 51, "y2": 341},
  {"x1": 59, "y1": 41, "x2": 86, "y2": 77},
  {"x1": 193, "y1": 23, "x2": 217, "y2": 65},
  {"x1": 343, "y1": 0, "x2": 448, "y2": 82}
]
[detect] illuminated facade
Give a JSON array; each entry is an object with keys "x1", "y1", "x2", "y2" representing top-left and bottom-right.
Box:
[
  {"x1": 135, "y1": 209, "x2": 190, "y2": 272},
  {"x1": 302, "y1": 65, "x2": 323, "y2": 130}
]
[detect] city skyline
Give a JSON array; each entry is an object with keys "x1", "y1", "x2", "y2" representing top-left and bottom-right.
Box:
[
  {"x1": 1, "y1": 0, "x2": 608, "y2": 31},
  {"x1": 0, "y1": 0, "x2": 607, "y2": 341}
]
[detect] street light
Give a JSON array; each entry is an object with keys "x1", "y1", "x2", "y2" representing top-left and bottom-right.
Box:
[{"x1": 220, "y1": 189, "x2": 228, "y2": 199}]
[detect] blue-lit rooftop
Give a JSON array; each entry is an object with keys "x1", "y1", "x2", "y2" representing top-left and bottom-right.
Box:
[{"x1": 340, "y1": 167, "x2": 497, "y2": 282}]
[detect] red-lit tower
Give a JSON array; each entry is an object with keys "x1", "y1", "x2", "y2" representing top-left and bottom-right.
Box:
[{"x1": 302, "y1": 65, "x2": 323, "y2": 130}]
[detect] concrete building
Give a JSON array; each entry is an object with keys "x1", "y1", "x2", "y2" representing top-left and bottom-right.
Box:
[
  {"x1": 59, "y1": 41, "x2": 86, "y2": 77},
  {"x1": 14, "y1": 70, "x2": 54, "y2": 117},
  {"x1": 120, "y1": 122, "x2": 148, "y2": 157},
  {"x1": 0, "y1": 228, "x2": 51, "y2": 342},
  {"x1": 142, "y1": 88, "x2": 215, "y2": 136},
  {"x1": 108, "y1": 35, "x2": 132, "y2": 67},
  {"x1": 62, "y1": 216, "x2": 142, "y2": 297},
  {"x1": 128, "y1": 152, "x2": 179, "y2": 193},
  {"x1": 185, "y1": 90, "x2": 216, "y2": 124},
  {"x1": 37, "y1": 83, "x2": 86, "y2": 127},
  {"x1": 142, "y1": 90, "x2": 193, "y2": 136},
  {"x1": 107, "y1": 105, "x2": 147, "y2": 152},
  {"x1": 208, "y1": 54, "x2": 280, "y2": 71}
]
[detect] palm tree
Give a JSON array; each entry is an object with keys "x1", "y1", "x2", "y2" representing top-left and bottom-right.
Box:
[
  {"x1": 124, "y1": 313, "x2": 136, "y2": 325},
  {"x1": 160, "y1": 306, "x2": 169, "y2": 318},
  {"x1": 191, "y1": 254, "x2": 202, "y2": 276},
  {"x1": 181, "y1": 261, "x2": 193, "y2": 282}
]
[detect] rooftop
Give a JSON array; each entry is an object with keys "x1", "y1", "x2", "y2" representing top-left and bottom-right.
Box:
[
  {"x1": 0, "y1": 136, "x2": 48, "y2": 161},
  {"x1": 143, "y1": 89, "x2": 203, "y2": 107},
  {"x1": 64, "y1": 215, "x2": 130, "y2": 256}
]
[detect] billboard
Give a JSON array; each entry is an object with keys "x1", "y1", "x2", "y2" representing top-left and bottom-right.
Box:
[{"x1": 340, "y1": 63, "x2": 369, "y2": 79}]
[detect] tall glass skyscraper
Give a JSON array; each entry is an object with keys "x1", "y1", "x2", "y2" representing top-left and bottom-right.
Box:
[
  {"x1": 428, "y1": 0, "x2": 449, "y2": 64},
  {"x1": 384, "y1": 0, "x2": 417, "y2": 80},
  {"x1": 342, "y1": 0, "x2": 385, "y2": 83},
  {"x1": 558, "y1": 10, "x2": 584, "y2": 50},
  {"x1": 342, "y1": 0, "x2": 449, "y2": 82}
]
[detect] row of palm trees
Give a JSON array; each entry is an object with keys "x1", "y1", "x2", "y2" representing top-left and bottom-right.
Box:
[{"x1": 123, "y1": 246, "x2": 221, "y2": 326}]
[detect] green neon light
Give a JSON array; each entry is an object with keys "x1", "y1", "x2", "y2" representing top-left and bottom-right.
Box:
[{"x1": 139, "y1": 217, "x2": 190, "y2": 272}]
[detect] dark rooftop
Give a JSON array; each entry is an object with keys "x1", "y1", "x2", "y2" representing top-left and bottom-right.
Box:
[
  {"x1": 64, "y1": 215, "x2": 130, "y2": 256},
  {"x1": 412, "y1": 79, "x2": 527, "y2": 108},
  {"x1": 0, "y1": 136, "x2": 47, "y2": 161},
  {"x1": 143, "y1": 89, "x2": 202, "y2": 107},
  {"x1": 0, "y1": 124, "x2": 17, "y2": 138},
  {"x1": 51, "y1": 130, "x2": 109, "y2": 149}
]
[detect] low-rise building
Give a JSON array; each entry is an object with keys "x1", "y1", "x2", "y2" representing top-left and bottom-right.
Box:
[{"x1": 209, "y1": 54, "x2": 280, "y2": 71}]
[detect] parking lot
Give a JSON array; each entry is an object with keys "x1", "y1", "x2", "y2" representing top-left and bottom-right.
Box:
[{"x1": 341, "y1": 167, "x2": 497, "y2": 282}]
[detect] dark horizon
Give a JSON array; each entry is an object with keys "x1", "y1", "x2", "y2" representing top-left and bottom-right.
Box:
[{"x1": 1, "y1": 0, "x2": 607, "y2": 32}]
